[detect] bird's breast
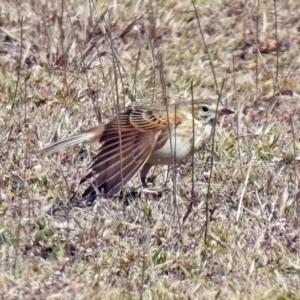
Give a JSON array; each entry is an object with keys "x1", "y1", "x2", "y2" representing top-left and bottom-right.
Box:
[{"x1": 147, "y1": 119, "x2": 212, "y2": 166}]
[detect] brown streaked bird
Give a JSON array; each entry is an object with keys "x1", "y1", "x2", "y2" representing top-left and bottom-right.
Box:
[{"x1": 42, "y1": 100, "x2": 233, "y2": 199}]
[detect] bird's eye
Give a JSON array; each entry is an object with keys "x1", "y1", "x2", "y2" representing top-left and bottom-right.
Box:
[{"x1": 201, "y1": 106, "x2": 209, "y2": 113}]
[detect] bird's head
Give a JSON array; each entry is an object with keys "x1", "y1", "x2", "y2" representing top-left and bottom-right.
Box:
[{"x1": 192, "y1": 100, "x2": 234, "y2": 124}]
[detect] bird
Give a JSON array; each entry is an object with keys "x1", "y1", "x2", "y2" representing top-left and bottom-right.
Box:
[{"x1": 42, "y1": 100, "x2": 234, "y2": 199}]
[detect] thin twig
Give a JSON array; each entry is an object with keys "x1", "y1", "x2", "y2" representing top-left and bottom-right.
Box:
[
  {"x1": 232, "y1": 54, "x2": 244, "y2": 178},
  {"x1": 236, "y1": 158, "x2": 253, "y2": 222},
  {"x1": 13, "y1": 15, "x2": 24, "y2": 272},
  {"x1": 205, "y1": 80, "x2": 225, "y2": 243},
  {"x1": 192, "y1": 0, "x2": 226, "y2": 244},
  {"x1": 183, "y1": 82, "x2": 196, "y2": 224},
  {"x1": 290, "y1": 115, "x2": 298, "y2": 195},
  {"x1": 255, "y1": 0, "x2": 260, "y2": 99},
  {"x1": 274, "y1": 0, "x2": 279, "y2": 86},
  {"x1": 191, "y1": 0, "x2": 219, "y2": 94}
]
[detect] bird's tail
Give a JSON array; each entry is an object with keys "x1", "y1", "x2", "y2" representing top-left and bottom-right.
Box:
[{"x1": 41, "y1": 125, "x2": 105, "y2": 155}]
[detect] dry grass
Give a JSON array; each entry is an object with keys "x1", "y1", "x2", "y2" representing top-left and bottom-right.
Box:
[{"x1": 1, "y1": 0, "x2": 300, "y2": 299}]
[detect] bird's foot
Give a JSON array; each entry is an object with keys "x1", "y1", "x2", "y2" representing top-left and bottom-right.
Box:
[{"x1": 142, "y1": 186, "x2": 168, "y2": 200}]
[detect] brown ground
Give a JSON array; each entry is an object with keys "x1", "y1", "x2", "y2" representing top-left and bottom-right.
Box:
[{"x1": 0, "y1": 0, "x2": 300, "y2": 299}]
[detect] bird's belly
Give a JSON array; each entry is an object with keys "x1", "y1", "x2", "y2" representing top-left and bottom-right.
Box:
[
  {"x1": 148, "y1": 136, "x2": 192, "y2": 165},
  {"x1": 148, "y1": 136, "x2": 205, "y2": 165}
]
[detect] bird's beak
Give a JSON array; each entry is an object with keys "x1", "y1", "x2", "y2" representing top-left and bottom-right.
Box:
[{"x1": 218, "y1": 107, "x2": 235, "y2": 116}]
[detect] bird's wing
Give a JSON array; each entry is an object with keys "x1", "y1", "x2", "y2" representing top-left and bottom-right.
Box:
[{"x1": 81, "y1": 106, "x2": 184, "y2": 198}]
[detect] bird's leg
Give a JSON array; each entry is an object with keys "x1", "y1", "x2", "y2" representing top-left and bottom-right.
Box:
[
  {"x1": 140, "y1": 163, "x2": 152, "y2": 187},
  {"x1": 140, "y1": 163, "x2": 163, "y2": 198}
]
